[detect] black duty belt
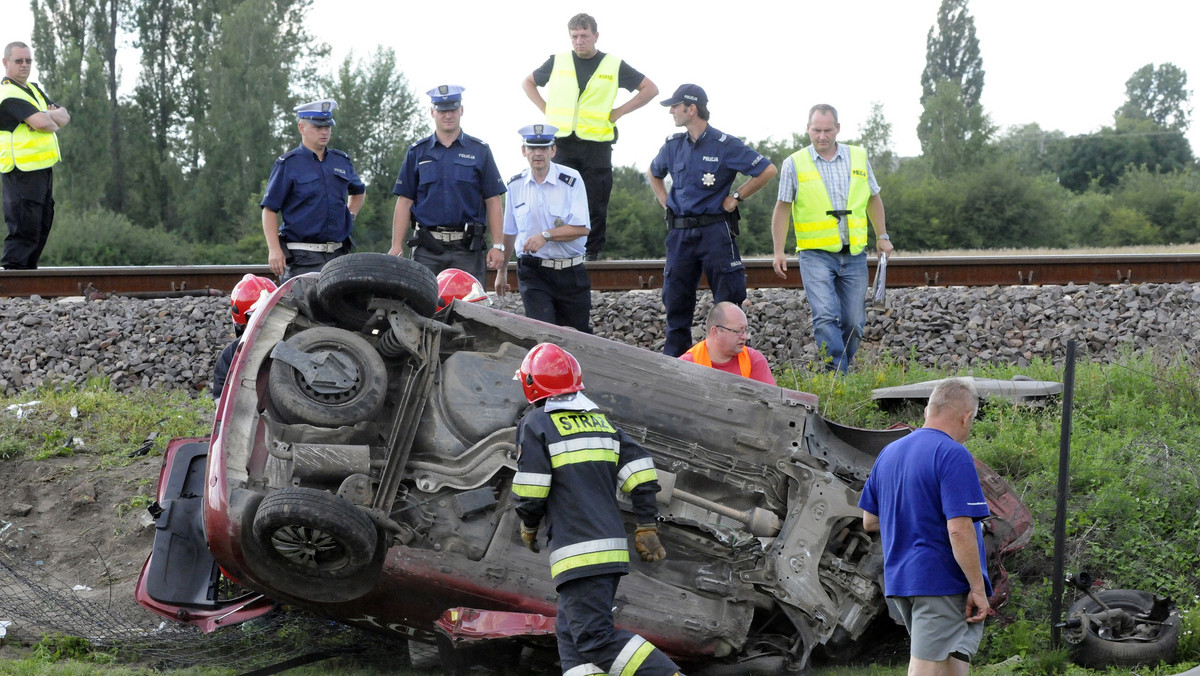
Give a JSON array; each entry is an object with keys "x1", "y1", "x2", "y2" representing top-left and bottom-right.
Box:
[
  {"x1": 667, "y1": 213, "x2": 729, "y2": 229},
  {"x1": 826, "y1": 209, "x2": 853, "y2": 217}
]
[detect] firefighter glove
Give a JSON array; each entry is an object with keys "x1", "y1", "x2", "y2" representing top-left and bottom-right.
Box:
[
  {"x1": 634, "y1": 524, "x2": 666, "y2": 562},
  {"x1": 520, "y1": 523, "x2": 540, "y2": 553}
]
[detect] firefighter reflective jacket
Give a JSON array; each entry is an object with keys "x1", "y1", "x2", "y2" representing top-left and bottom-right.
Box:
[{"x1": 512, "y1": 400, "x2": 660, "y2": 585}]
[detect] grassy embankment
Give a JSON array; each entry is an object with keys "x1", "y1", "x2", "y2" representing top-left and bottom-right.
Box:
[{"x1": 3, "y1": 350, "x2": 1200, "y2": 675}]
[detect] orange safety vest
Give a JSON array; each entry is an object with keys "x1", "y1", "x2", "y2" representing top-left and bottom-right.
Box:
[{"x1": 685, "y1": 340, "x2": 751, "y2": 378}]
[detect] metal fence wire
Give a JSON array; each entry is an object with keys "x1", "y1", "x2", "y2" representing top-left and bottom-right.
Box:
[{"x1": 0, "y1": 547, "x2": 429, "y2": 672}]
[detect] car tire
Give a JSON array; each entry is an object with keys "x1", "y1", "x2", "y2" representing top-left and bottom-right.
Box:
[
  {"x1": 1069, "y1": 589, "x2": 1180, "y2": 668},
  {"x1": 316, "y1": 252, "x2": 438, "y2": 329},
  {"x1": 268, "y1": 326, "x2": 388, "y2": 427},
  {"x1": 252, "y1": 487, "x2": 378, "y2": 580}
]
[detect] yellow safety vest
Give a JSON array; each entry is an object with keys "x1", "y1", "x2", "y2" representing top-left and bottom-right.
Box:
[
  {"x1": 685, "y1": 340, "x2": 751, "y2": 378},
  {"x1": 0, "y1": 82, "x2": 61, "y2": 173},
  {"x1": 545, "y1": 52, "x2": 620, "y2": 142},
  {"x1": 788, "y1": 145, "x2": 869, "y2": 254}
]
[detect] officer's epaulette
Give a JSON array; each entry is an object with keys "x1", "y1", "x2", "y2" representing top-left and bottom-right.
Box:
[
  {"x1": 558, "y1": 173, "x2": 576, "y2": 187},
  {"x1": 507, "y1": 170, "x2": 527, "y2": 185},
  {"x1": 461, "y1": 132, "x2": 488, "y2": 147},
  {"x1": 666, "y1": 132, "x2": 685, "y2": 142},
  {"x1": 327, "y1": 148, "x2": 350, "y2": 159},
  {"x1": 717, "y1": 133, "x2": 729, "y2": 143},
  {"x1": 277, "y1": 147, "x2": 303, "y2": 162}
]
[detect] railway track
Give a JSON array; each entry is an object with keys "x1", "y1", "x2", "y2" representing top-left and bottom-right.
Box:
[{"x1": 3, "y1": 253, "x2": 1200, "y2": 298}]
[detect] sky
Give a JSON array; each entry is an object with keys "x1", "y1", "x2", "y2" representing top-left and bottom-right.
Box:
[{"x1": 7, "y1": 0, "x2": 1200, "y2": 181}]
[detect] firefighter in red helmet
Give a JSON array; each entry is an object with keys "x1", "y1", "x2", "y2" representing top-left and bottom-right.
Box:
[
  {"x1": 212, "y1": 275, "x2": 277, "y2": 399},
  {"x1": 511, "y1": 343, "x2": 684, "y2": 676}
]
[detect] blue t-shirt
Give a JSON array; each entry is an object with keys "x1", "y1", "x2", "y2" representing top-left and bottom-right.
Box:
[
  {"x1": 858, "y1": 427, "x2": 992, "y2": 598},
  {"x1": 649, "y1": 125, "x2": 769, "y2": 216},
  {"x1": 392, "y1": 131, "x2": 506, "y2": 226},
  {"x1": 261, "y1": 145, "x2": 365, "y2": 243}
]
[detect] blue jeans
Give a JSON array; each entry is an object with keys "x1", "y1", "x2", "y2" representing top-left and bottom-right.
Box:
[{"x1": 798, "y1": 248, "x2": 868, "y2": 373}]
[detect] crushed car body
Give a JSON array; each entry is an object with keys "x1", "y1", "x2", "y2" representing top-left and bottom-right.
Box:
[{"x1": 135, "y1": 253, "x2": 1034, "y2": 672}]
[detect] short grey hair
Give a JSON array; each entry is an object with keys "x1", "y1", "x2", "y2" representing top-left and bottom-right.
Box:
[
  {"x1": 808, "y1": 104, "x2": 839, "y2": 125},
  {"x1": 928, "y1": 378, "x2": 979, "y2": 417},
  {"x1": 4, "y1": 42, "x2": 30, "y2": 60}
]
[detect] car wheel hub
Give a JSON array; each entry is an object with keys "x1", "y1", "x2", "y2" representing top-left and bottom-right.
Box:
[{"x1": 270, "y1": 525, "x2": 350, "y2": 571}]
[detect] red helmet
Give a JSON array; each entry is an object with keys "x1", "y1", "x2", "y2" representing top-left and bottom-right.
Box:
[
  {"x1": 436, "y1": 268, "x2": 490, "y2": 311},
  {"x1": 516, "y1": 343, "x2": 584, "y2": 403},
  {"x1": 231, "y1": 274, "x2": 277, "y2": 325}
]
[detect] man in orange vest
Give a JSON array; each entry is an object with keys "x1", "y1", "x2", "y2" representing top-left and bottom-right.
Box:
[
  {"x1": 521, "y1": 13, "x2": 658, "y2": 260},
  {"x1": 1, "y1": 41, "x2": 68, "y2": 270},
  {"x1": 679, "y1": 302, "x2": 775, "y2": 385}
]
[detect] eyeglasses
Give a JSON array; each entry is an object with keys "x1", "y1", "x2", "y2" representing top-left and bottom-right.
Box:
[
  {"x1": 715, "y1": 324, "x2": 749, "y2": 337},
  {"x1": 10, "y1": 58, "x2": 33, "y2": 65}
]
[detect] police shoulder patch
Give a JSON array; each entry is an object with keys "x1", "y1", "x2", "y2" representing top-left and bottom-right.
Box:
[{"x1": 558, "y1": 173, "x2": 576, "y2": 186}]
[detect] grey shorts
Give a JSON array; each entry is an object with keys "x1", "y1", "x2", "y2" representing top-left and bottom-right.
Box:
[{"x1": 891, "y1": 594, "x2": 984, "y2": 663}]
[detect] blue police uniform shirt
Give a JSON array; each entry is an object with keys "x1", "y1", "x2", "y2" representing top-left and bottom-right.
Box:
[
  {"x1": 649, "y1": 125, "x2": 769, "y2": 216},
  {"x1": 392, "y1": 131, "x2": 506, "y2": 226},
  {"x1": 858, "y1": 427, "x2": 993, "y2": 598},
  {"x1": 261, "y1": 145, "x2": 365, "y2": 243},
  {"x1": 503, "y1": 162, "x2": 590, "y2": 259}
]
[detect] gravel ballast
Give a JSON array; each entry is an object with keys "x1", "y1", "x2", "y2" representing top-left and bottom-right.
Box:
[{"x1": 3, "y1": 282, "x2": 1198, "y2": 396}]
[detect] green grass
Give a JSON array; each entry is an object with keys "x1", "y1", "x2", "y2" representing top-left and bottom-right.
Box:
[{"x1": 4, "y1": 354, "x2": 1200, "y2": 674}]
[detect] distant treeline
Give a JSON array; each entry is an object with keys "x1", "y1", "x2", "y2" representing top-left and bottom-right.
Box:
[{"x1": 12, "y1": 0, "x2": 1197, "y2": 265}]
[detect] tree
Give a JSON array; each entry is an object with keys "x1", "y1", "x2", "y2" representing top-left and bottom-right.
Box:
[
  {"x1": 995, "y1": 123, "x2": 1067, "y2": 176},
  {"x1": 1057, "y1": 119, "x2": 1194, "y2": 193},
  {"x1": 918, "y1": 0, "x2": 989, "y2": 174},
  {"x1": 1114, "y1": 63, "x2": 1192, "y2": 132},
  {"x1": 920, "y1": 0, "x2": 985, "y2": 110},
  {"x1": 314, "y1": 49, "x2": 428, "y2": 252},
  {"x1": 854, "y1": 102, "x2": 895, "y2": 172},
  {"x1": 917, "y1": 81, "x2": 994, "y2": 178},
  {"x1": 185, "y1": 0, "x2": 328, "y2": 244}
]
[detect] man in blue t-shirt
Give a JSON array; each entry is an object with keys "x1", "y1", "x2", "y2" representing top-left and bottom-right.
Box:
[{"x1": 859, "y1": 378, "x2": 991, "y2": 675}]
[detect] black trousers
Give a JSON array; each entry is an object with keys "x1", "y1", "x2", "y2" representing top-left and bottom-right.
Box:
[
  {"x1": 2, "y1": 168, "x2": 54, "y2": 270},
  {"x1": 554, "y1": 136, "x2": 612, "y2": 260},
  {"x1": 555, "y1": 575, "x2": 681, "y2": 675},
  {"x1": 517, "y1": 258, "x2": 592, "y2": 333}
]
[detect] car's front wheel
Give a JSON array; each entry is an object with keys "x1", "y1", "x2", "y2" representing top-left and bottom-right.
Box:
[
  {"x1": 252, "y1": 487, "x2": 378, "y2": 579},
  {"x1": 268, "y1": 326, "x2": 388, "y2": 427},
  {"x1": 1067, "y1": 589, "x2": 1180, "y2": 668}
]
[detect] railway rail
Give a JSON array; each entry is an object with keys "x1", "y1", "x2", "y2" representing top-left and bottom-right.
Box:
[{"x1": 3, "y1": 253, "x2": 1200, "y2": 298}]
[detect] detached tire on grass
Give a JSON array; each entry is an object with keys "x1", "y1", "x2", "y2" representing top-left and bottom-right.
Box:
[
  {"x1": 268, "y1": 326, "x2": 388, "y2": 427},
  {"x1": 317, "y1": 253, "x2": 439, "y2": 329},
  {"x1": 252, "y1": 487, "x2": 377, "y2": 580},
  {"x1": 1068, "y1": 589, "x2": 1180, "y2": 668}
]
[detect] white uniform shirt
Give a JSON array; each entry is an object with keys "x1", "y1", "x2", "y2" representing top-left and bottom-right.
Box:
[{"x1": 503, "y1": 162, "x2": 590, "y2": 259}]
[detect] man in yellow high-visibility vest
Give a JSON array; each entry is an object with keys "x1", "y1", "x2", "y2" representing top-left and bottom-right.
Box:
[
  {"x1": 0, "y1": 41, "x2": 69, "y2": 270},
  {"x1": 522, "y1": 13, "x2": 658, "y2": 261},
  {"x1": 770, "y1": 104, "x2": 892, "y2": 374}
]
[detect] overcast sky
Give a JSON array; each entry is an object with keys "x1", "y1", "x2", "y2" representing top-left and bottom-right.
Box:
[{"x1": 9, "y1": 0, "x2": 1200, "y2": 181}]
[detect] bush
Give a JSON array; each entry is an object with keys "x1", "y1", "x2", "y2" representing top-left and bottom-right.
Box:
[{"x1": 40, "y1": 207, "x2": 193, "y2": 266}]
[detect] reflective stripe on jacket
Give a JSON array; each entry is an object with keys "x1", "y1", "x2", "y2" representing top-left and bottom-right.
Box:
[
  {"x1": 545, "y1": 52, "x2": 620, "y2": 142},
  {"x1": 685, "y1": 339, "x2": 751, "y2": 378},
  {"x1": 788, "y1": 144, "x2": 869, "y2": 254},
  {"x1": 0, "y1": 82, "x2": 61, "y2": 173}
]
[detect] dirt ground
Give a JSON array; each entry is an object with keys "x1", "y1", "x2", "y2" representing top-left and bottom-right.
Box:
[{"x1": 0, "y1": 451, "x2": 171, "y2": 632}]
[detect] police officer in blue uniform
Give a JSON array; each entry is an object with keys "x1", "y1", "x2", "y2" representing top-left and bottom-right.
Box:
[
  {"x1": 388, "y1": 85, "x2": 506, "y2": 284},
  {"x1": 649, "y1": 85, "x2": 778, "y2": 357},
  {"x1": 495, "y1": 123, "x2": 593, "y2": 332},
  {"x1": 261, "y1": 99, "x2": 365, "y2": 282}
]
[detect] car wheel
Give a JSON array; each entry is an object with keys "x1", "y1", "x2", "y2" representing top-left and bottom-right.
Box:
[
  {"x1": 1068, "y1": 589, "x2": 1180, "y2": 668},
  {"x1": 252, "y1": 487, "x2": 378, "y2": 579},
  {"x1": 317, "y1": 252, "x2": 439, "y2": 329},
  {"x1": 268, "y1": 326, "x2": 388, "y2": 427}
]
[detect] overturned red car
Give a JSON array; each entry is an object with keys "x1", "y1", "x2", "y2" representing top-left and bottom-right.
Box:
[{"x1": 136, "y1": 253, "x2": 1033, "y2": 673}]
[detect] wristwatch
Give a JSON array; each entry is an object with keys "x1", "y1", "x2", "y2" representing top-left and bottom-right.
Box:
[
  {"x1": 541, "y1": 230, "x2": 552, "y2": 240},
  {"x1": 732, "y1": 191, "x2": 744, "y2": 202},
  {"x1": 878, "y1": 233, "x2": 890, "y2": 241},
  {"x1": 491, "y1": 243, "x2": 505, "y2": 252}
]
